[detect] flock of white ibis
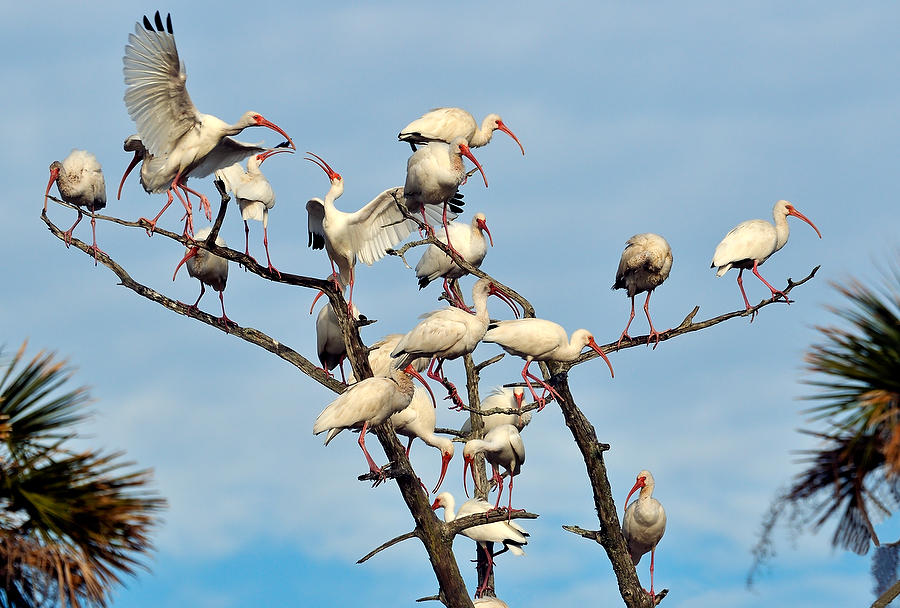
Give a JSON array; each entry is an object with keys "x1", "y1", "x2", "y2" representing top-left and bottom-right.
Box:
[{"x1": 40, "y1": 10, "x2": 827, "y2": 606}]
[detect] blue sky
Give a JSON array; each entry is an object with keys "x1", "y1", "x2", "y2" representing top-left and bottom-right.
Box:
[{"x1": 4, "y1": 2, "x2": 900, "y2": 606}]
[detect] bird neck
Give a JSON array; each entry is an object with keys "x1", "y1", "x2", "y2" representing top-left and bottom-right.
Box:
[
  {"x1": 441, "y1": 499, "x2": 457, "y2": 522},
  {"x1": 470, "y1": 115, "x2": 494, "y2": 147},
  {"x1": 772, "y1": 210, "x2": 791, "y2": 253}
]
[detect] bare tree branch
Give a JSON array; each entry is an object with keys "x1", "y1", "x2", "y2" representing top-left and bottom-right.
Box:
[{"x1": 357, "y1": 530, "x2": 421, "y2": 564}]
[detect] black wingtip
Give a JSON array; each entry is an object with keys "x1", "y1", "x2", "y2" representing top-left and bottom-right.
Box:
[
  {"x1": 166, "y1": 12, "x2": 173, "y2": 34},
  {"x1": 308, "y1": 232, "x2": 325, "y2": 250},
  {"x1": 154, "y1": 11, "x2": 163, "y2": 31},
  {"x1": 142, "y1": 15, "x2": 153, "y2": 30},
  {"x1": 487, "y1": 323, "x2": 499, "y2": 331},
  {"x1": 417, "y1": 277, "x2": 429, "y2": 290}
]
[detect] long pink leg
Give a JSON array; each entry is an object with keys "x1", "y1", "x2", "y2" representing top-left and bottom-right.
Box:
[
  {"x1": 62, "y1": 210, "x2": 83, "y2": 247},
  {"x1": 405, "y1": 436, "x2": 414, "y2": 457},
  {"x1": 736, "y1": 268, "x2": 752, "y2": 310},
  {"x1": 217, "y1": 290, "x2": 235, "y2": 327},
  {"x1": 649, "y1": 545, "x2": 657, "y2": 601},
  {"x1": 491, "y1": 466, "x2": 505, "y2": 509},
  {"x1": 643, "y1": 290, "x2": 663, "y2": 349},
  {"x1": 357, "y1": 421, "x2": 383, "y2": 477},
  {"x1": 441, "y1": 202, "x2": 464, "y2": 259},
  {"x1": 139, "y1": 190, "x2": 175, "y2": 236},
  {"x1": 262, "y1": 210, "x2": 280, "y2": 278},
  {"x1": 752, "y1": 260, "x2": 791, "y2": 303},
  {"x1": 522, "y1": 360, "x2": 562, "y2": 411},
  {"x1": 476, "y1": 544, "x2": 495, "y2": 598},
  {"x1": 169, "y1": 184, "x2": 194, "y2": 237},
  {"x1": 244, "y1": 220, "x2": 252, "y2": 257},
  {"x1": 177, "y1": 179, "x2": 212, "y2": 221},
  {"x1": 616, "y1": 295, "x2": 637, "y2": 350},
  {"x1": 189, "y1": 283, "x2": 206, "y2": 311},
  {"x1": 88, "y1": 212, "x2": 106, "y2": 265}
]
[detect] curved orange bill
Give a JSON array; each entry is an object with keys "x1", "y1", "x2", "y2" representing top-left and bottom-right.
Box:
[
  {"x1": 459, "y1": 143, "x2": 488, "y2": 188},
  {"x1": 308, "y1": 289, "x2": 326, "y2": 315},
  {"x1": 624, "y1": 476, "x2": 646, "y2": 512},
  {"x1": 432, "y1": 450, "x2": 453, "y2": 493},
  {"x1": 258, "y1": 147, "x2": 294, "y2": 164},
  {"x1": 587, "y1": 337, "x2": 615, "y2": 378},
  {"x1": 477, "y1": 217, "x2": 494, "y2": 247},
  {"x1": 496, "y1": 120, "x2": 525, "y2": 155},
  {"x1": 172, "y1": 246, "x2": 199, "y2": 281},
  {"x1": 431, "y1": 498, "x2": 442, "y2": 511},
  {"x1": 117, "y1": 151, "x2": 141, "y2": 200},
  {"x1": 305, "y1": 151, "x2": 341, "y2": 181},
  {"x1": 404, "y1": 364, "x2": 436, "y2": 408},
  {"x1": 489, "y1": 284, "x2": 520, "y2": 319},
  {"x1": 257, "y1": 117, "x2": 296, "y2": 150},
  {"x1": 44, "y1": 167, "x2": 60, "y2": 211},
  {"x1": 462, "y1": 455, "x2": 475, "y2": 498},
  {"x1": 787, "y1": 208, "x2": 822, "y2": 239}
]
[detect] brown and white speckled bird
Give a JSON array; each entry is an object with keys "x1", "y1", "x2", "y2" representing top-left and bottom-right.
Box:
[
  {"x1": 623, "y1": 470, "x2": 666, "y2": 603},
  {"x1": 172, "y1": 227, "x2": 232, "y2": 327},
  {"x1": 44, "y1": 150, "x2": 107, "y2": 263},
  {"x1": 612, "y1": 233, "x2": 673, "y2": 349}
]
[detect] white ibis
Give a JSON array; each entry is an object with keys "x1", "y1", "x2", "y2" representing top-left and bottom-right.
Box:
[
  {"x1": 399, "y1": 108, "x2": 525, "y2": 155},
  {"x1": 172, "y1": 226, "x2": 233, "y2": 326},
  {"x1": 389, "y1": 386, "x2": 454, "y2": 493},
  {"x1": 460, "y1": 387, "x2": 531, "y2": 435},
  {"x1": 711, "y1": 199, "x2": 822, "y2": 318},
  {"x1": 482, "y1": 319, "x2": 614, "y2": 409},
  {"x1": 314, "y1": 298, "x2": 361, "y2": 384},
  {"x1": 305, "y1": 152, "x2": 442, "y2": 313},
  {"x1": 463, "y1": 424, "x2": 525, "y2": 513},
  {"x1": 613, "y1": 233, "x2": 673, "y2": 349},
  {"x1": 416, "y1": 212, "x2": 493, "y2": 308},
  {"x1": 216, "y1": 147, "x2": 293, "y2": 276},
  {"x1": 432, "y1": 491, "x2": 528, "y2": 598},
  {"x1": 473, "y1": 598, "x2": 510, "y2": 608},
  {"x1": 313, "y1": 365, "x2": 434, "y2": 479},
  {"x1": 390, "y1": 279, "x2": 518, "y2": 408},
  {"x1": 623, "y1": 470, "x2": 666, "y2": 602},
  {"x1": 404, "y1": 138, "x2": 488, "y2": 252},
  {"x1": 44, "y1": 150, "x2": 107, "y2": 263},
  {"x1": 123, "y1": 11, "x2": 295, "y2": 237},
  {"x1": 116, "y1": 133, "x2": 271, "y2": 203}
]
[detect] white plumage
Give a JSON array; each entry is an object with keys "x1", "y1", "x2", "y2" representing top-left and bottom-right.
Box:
[
  {"x1": 711, "y1": 199, "x2": 822, "y2": 316},
  {"x1": 398, "y1": 108, "x2": 525, "y2": 154},
  {"x1": 315, "y1": 300, "x2": 361, "y2": 383},
  {"x1": 460, "y1": 387, "x2": 531, "y2": 436},
  {"x1": 390, "y1": 279, "x2": 518, "y2": 408},
  {"x1": 44, "y1": 150, "x2": 107, "y2": 262},
  {"x1": 313, "y1": 366, "x2": 425, "y2": 477},
  {"x1": 415, "y1": 212, "x2": 493, "y2": 307},
  {"x1": 612, "y1": 233, "x2": 673, "y2": 349},
  {"x1": 622, "y1": 470, "x2": 666, "y2": 601},
  {"x1": 432, "y1": 491, "x2": 528, "y2": 598},
  {"x1": 217, "y1": 147, "x2": 292, "y2": 274},
  {"x1": 172, "y1": 227, "x2": 232, "y2": 326},
  {"x1": 305, "y1": 152, "x2": 444, "y2": 312},
  {"x1": 482, "y1": 319, "x2": 614, "y2": 408},
  {"x1": 389, "y1": 386, "x2": 454, "y2": 493},
  {"x1": 463, "y1": 424, "x2": 526, "y2": 512},
  {"x1": 122, "y1": 11, "x2": 294, "y2": 236}
]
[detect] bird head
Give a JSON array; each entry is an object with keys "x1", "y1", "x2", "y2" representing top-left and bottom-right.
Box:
[
  {"x1": 582, "y1": 332, "x2": 614, "y2": 379},
  {"x1": 305, "y1": 152, "x2": 343, "y2": 186},
  {"x1": 403, "y1": 364, "x2": 436, "y2": 408},
  {"x1": 243, "y1": 112, "x2": 296, "y2": 150},
  {"x1": 474, "y1": 213, "x2": 493, "y2": 247},
  {"x1": 44, "y1": 162, "x2": 61, "y2": 209},
  {"x1": 782, "y1": 201, "x2": 823, "y2": 239},
  {"x1": 452, "y1": 138, "x2": 488, "y2": 188},
  {"x1": 624, "y1": 470, "x2": 654, "y2": 511},
  {"x1": 488, "y1": 114, "x2": 525, "y2": 156}
]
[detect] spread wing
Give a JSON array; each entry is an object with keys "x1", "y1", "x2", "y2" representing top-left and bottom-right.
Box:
[
  {"x1": 123, "y1": 12, "x2": 200, "y2": 157},
  {"x1": 345, "y1": 187, "x2": 418, "y2": 266},
  {"x1": 193, "y1": 138, "x2": 266, "y2": 178},
  {"x1": 306, "y1": 198, "x2": 326, "y2": 250}
]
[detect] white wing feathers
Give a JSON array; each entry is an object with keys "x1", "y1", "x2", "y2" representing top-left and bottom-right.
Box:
[
  {"x1": 123, "y1": 14, "x2": 199, "y2": 158},
  {"x1": 346, "y1": 187, "x2": 416, "y2": 266}
]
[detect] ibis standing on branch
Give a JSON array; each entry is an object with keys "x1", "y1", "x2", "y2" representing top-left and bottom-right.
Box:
[
  {"x1": 305, "y1": 152, "x2": 443, "y2": 313},
  {"x1": 172, "y1": 227, "x2": 233, "y2": 327},
  {"x1": 390, "y1": 279, "x2": 518, "y2": 409},
  {"x1": 313, "y1": 365, "x2": 435, "y2": 480},
  {"x1": 623, "y1": 470, "x2": 666, "y2": 603},
  {"x1": 399, "y1": 108, "x2": 525, "y2": 155},
  {"x1": 613, "y1": 233, "x2": 673, "y2": 349},
  {"x1": 482, "y1": 319, "x2": 614, "y2": 409},
  {"x1": 711, "y1": 199, "x2": 822, "y2": 319},
  {"x1": 463, "y1": 424, "x2": 526, "y2": 514},
  {"x1": 44, "y1": 150, "x2": 107, "y2": 264},
  {"x1": 389, "y1": 386, "x2": 454, "y2": 493},
  {"x1": 415, "y1": 212, "x2": 493, "y2": 309},
  {"x1": 216, "y1": 147, "x2": 293, "y2": 276},
  {"x1": 122, "y1": 11, "x2": 295, "y2": 237},
  {"x1": 432, "y1": 491, "x2": 528, "y2": 598},
  {"x1": 314, "y1": 298, "x2": 360, "y2": 384},
  {"x1": 403, "y1": 137, "x2": 488, "y2": 253}
]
